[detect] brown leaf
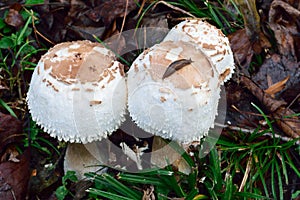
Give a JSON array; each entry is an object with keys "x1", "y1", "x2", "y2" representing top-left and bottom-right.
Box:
[
  {"x1": 0, "y1": 150, "x2": 30, "y2": 200},
  {"x1": 87, "y1": 0, "x2": 137, "y2": 26},
  {"x1": 67, "y1": 25, "x2": 106, "y2": 41},
  {"x1": 240, "y1": 76, "x2": 300, "y2": 138},
  {"x1": 264, "y1": 76, "x2": 289, "y2": 96},
  {"x1": 269, "y1": 0, "x2": 300, "y2": 61},
  {"x1": 273, "y1": 107, "x2": 300, "y2": 139},
  {"x1": 4, "y1": 8, "x2": 24, "y2": 28},
  {"x1": 228, "y1": 29, "x2": 253, "y2": 69},
  {"x1": 252, "y1": 54, "x2": 300, "y2": 101},
  {"x1": 233, "y1": 0, "x2": 271, "y2": 54},
  {"x1": 0, "y1": 113, "x2": 23, "y2": 156}
]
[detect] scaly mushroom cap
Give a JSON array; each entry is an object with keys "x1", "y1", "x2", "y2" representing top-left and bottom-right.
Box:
[
  {"x1": 27, "y1": 40, "x2": 127, "y2": 143},
  {"x1": 127, "y1": 41, "x2": 221, "y2": 143},
  {"x1": 163, "y1": 19, "x2": 234, "y2": 83}
]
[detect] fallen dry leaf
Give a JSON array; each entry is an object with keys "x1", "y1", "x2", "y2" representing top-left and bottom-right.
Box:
[
  {"x1": 86, "y1": 0, "x2": 137, "y2": 26},
  {"x1": 252, "y1": 54, "x2": 300, "y2": 102},
  {"x1": 0, "y1": 112, "x2": 23, "y2": 156},
  {"x1": 240, "y1": 76, "x2": 300, "y2": 138},
  {"x1": 269, "y1": 0, "x2": 300, "y2": 61},
  {"x1": 0, "y1": 113, "x2": 30, "y2": 199},
  {"x1": 264, "y1": 76, "x2": 289, "y2": 96},
  {"x1": 142, "y1": 185, "x2": 155, "y2": 200},
  {"x1": 4, "y1": 8, "x2": 23, "y2": 28},
  {"x1": 233, "y1": 0, "x2": 271, "y2": 54},
  {"x1": 228, "y1": 29, "x2": 253, "y2": 69},
  {"x1": 0, "y1": 150, "x2": 30, "y2": 200}
]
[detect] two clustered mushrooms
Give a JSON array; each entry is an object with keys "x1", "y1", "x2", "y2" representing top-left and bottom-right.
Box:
[{"x1": 27, "y1": 19, "x2": 234, "y2": 177}]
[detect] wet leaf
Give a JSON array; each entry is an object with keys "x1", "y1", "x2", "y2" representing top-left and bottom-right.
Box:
[
  {"x1": 67, "y1": 25, "x2": 106, "y2": 41},
  {"x1": 264, "y1": 76, "x2": 289, "y2": 96},
  {"x1": 240, "y1": 76, "x2": 300, "y2": 138},
  {"x1": 87, "y1": 0, "x2": 137, "y2": 26},
  {"x1": 269, "y1": 0, "x2": 300, "y2": 61},
  {"x1": 4, "y1": 8, "x2": 24, "y2": 28},
  {"x1": 233, "y1": 0, "x2": 271, "y2": 54},
  {"x1": 228, "y1": 29, "x2": 253, "y2": 69},
  {"x1": 0, "y1": 112, "x2": 23, "y2": 155},
  {"x1": 0, "y1": 37, "x2": 14, "y2": 49},
  {"x1": 252, "y1": 54, "x2": 300, "y2": 102},
  {"x1": 0, "y1": 19, "x2": 6, "y2": 29},
  {"x1": 0, "y1": 150, "x2": 30, "y2": 200}
]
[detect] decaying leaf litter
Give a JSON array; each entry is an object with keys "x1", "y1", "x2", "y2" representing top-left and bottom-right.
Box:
[{"x1": 0, "y1": 0, "x2": 299, "y2": 199}]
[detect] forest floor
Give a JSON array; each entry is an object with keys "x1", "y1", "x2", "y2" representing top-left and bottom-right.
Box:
[{"x1": 0, "y1": 0, "x2": 299, "y2": 199}]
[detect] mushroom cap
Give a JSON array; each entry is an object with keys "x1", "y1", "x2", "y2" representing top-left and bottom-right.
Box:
[
  {"x1": 27, "y1": 40, "x2": 127, "y2": 143},
  {"x1": 163, "y1": 19, "x2": 234, "y2": 83},
  {"x1": 127, "y1": 40, "x2": 221, "y2": 143}
]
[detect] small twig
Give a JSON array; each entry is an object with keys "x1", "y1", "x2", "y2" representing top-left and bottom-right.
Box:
[
  {"x1": 231, "y1": 104, "x2": 263, "y2": 128},
  {"x1": 119, "y1": 0, "x2": 129, "y2": 38},
  {"x1": 215, "y1": 123, "x2": 300, "y2": 145},
  {"x1": 152, "y1": 1, "x2": 196, "y2": 18},
  {"x1": 287, "y1": 92, "x2": 300, "y2": 110},
  {"x1": 240, "y1": 75, "x2": 300, "y2": 138},
  {"x1": 136, "y1": 0, "x2": 146, "y2": 17},
  {"x1": 238, "y1": 152, "x2": 252, "y2": 192}
]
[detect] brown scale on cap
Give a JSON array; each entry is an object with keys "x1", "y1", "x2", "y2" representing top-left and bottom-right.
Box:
[
  {"x1": 181, "y1": 21, "x2": 228, "y2": 62},
  {"x1": 42, "y1": 41, "x2": 116, "y2": 84},
  {"x1": 148, "y1": 41, "x2": 214, "y2": 90}
]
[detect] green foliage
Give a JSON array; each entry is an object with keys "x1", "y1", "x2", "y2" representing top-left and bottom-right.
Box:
[
  {"x1": 23, "y1": 119, "x2": 60, "y2": 156},
  {"x1": 25, "y1": 0, "x2": 45, "y2": 5},
  {"x1": 0, "y1": 8, "x2": 45, "y2": 93},
  {"x1": 138, "y1": 0, "x2": 243, "y2": 34},
  {"x1": 0, "y1": 98, "x2": 17, "y2": 118},
  {"x1": 86, "y1": 167, "x2": 204, "y2": 200},
  {"x1": 84, "y1": 105, "x2": 299, "y2": 199},
  {"x1": 55, "y1": 171, "x2": 78, "y2": 200},
  {"x1": 85, "y1": 142, "x2": 208, "y2": 200},
  {"x1": 206, "y1": 104, "x2": 300, "y2": 199}
]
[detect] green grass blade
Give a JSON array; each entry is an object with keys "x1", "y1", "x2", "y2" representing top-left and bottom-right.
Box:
[
  {"x1": 102, "y1": 173, "x2": 142, "y2": 199},
  {"x1": 209, "y1": 148, "x2": 223, "y2": 191},
  {"x1": 223, "y1": 174, "x2": 233, "y2": 200},
  {"x1": 137, "y1": 168, "x2": 174, "y2": 176},
  {"x1": 117, "y1": 173, "x2": 164, "y2": 186},
  {"x1": 235, "y1": 191, "x2": 269, "y2": 199},
  {"x1": 93, "y1": 35, "x2": 131, "y2": 66},
  {"x1": 136, "y1": 1, "x2": 157, "y2": 29},
  {"x1": 161, "y1": 166, "x2": 186, "y2": 197},
  {"x1": 37, "y1": 136, "x2": 60, "y2": 155},
  {"x1": 283, "y1": 151, "x2": 300, "y2": 177},
  {"x1": 17, "y1": 16, "x2": 32, "y2": 46},
  {"x1": 275, "y1": 160, "x2": 283, "y2": 200},
  {"x1": 252, "y1": 153, "x2": 269, "y2": 198},
  {"x1": 0, "y1": 98, "x2": 17, "y2": 118},
  {"x1": 251, "y1": 103, "x2": 275, "y2": 138},
  {"x1": 279, "y1": 151, "x2": 289, "y2": 185},
  {"x1": 271, "y1": 158, "x2": 277, "y2": 200},
  {"x1": 87, "y1": 188, "x2": 133, "y2": 200},
  {"x1": 168, "y1": 140, "x2": 195, "y2": 167},
  {"x1": 184, "y1": 188, "x2": 199, "y2": 200}
]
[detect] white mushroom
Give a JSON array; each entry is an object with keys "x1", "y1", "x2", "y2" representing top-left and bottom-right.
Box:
[
  {"x1": 127, "y1": 40, "x2": 221, "y2": 143},
  {"x1": 27, "y1": 40, "x2": 127, "y2": 178},
  {"x1": 163, "y1": 19, "x2": 234, "y2": 83},
  {"x1": 26, "y1": 40, "x2": 127, "y2": 143}
]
